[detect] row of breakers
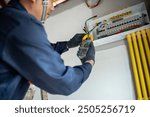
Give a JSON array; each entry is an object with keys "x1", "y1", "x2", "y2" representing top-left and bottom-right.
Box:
[{"x1": 96, "y1": 13, "x2": 148, "y2": 39}]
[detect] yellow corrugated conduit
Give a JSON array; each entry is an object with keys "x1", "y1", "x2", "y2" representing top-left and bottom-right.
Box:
[
  {"x1": 146, "y1": 28, "x2": 150, "y2": 46},
  {"x1": 127, "y1": 34, "x2": 143, "y2": 100},
  {"x1": 136, "y1": 31, "x2": 150, "y2": 97},
  {"x1": 127, "y1": 28, "x2": 150, "y2": 100},
  {"x1": 141, "y1": 30, "x2": 150, "y2": 68}
]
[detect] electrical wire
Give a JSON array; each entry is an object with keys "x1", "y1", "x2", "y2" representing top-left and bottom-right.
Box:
[{"x1": 83, "y1": 15, "x2": 98, "y2": 33}]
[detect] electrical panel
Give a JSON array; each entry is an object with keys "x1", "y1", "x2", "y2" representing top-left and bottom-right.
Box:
[{"x1": 88, "y1": 2, "x2": 150, "y2": 40}]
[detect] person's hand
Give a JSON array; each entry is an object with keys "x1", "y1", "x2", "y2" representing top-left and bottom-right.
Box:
[
  {"x1": 78, "y1": 42, "x2": 95, "y2": 65},
  {"x1": 67, "y1": 33, "x2": 85, "y2": 48}
]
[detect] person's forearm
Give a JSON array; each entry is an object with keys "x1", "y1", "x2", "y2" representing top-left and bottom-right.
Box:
[
  {"x1": 85, "y1": 60, "x2": 95, "y2": 67},
  {"x1": 51, "y1": 41, "x2": 69, "y2": 54}
]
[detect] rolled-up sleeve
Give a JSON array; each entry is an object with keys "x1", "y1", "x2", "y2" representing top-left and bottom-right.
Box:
[{"x1": 2, "y1": 23, "x2": 92, "y2": 96}]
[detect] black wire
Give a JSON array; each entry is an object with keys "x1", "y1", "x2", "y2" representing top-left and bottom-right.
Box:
[{"x1": 84, "y1": 15, "x2": 98, "y2": 34}]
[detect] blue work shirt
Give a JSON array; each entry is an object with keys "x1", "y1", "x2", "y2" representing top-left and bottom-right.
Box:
[{"x1": 0, "y1": 0, "x2": 92, "y2": 100}]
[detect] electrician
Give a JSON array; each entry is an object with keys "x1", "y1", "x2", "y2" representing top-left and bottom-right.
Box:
[{"x1": 0, "y1": 0, "x2": 95, "y2": 100}]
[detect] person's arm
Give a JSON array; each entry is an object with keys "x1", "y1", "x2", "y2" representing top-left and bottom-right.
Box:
[
  {"x1": 51, "y1": 41, "x2": 69, "y2": 55},
  {"x1": 2, "y1": 26, "x2": 92, "y2": 96},
  {"x1": 85, "y1": 60, "x2": 95, "y2": 66},
  {"x1": 51, "y1": 34, "x2": 85, "y2": 54}
]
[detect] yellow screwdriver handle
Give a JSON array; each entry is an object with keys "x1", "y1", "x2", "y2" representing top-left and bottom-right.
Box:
[{"x1": 82, "y1": 34, "x2": 94, "y2": 41}]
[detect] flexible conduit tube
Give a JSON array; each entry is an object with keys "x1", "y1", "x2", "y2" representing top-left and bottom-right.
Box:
[
  {"x1": 141, "y1": 30, "x2": 150, "y2": 68},
  {"x1": 132, "y1": 32, "x2": 148, "y2": 100},
  {"x1": 137, "y1": 31, "x2": 150, "y2": 99},
  {"x1": 145, "y1": 28, "x2": 150, "y2": 46},
  {"x1": 127, "y1": 34, "x2": 142, "y2": 100}
]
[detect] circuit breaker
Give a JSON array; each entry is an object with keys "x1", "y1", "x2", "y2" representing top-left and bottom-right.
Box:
[{"x1": 88, "y1": 2, "x2": 150, "y2": 40}]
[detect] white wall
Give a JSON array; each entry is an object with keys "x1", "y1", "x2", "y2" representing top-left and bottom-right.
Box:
[
  {"x1": 44, "y1": 0, "x2": 143, "y2": 42},
  {"x1": 92, "y1": 0, "x2": 143, "y2": 17},
  {"x1": 44, "y1": 0, "x2": 92, "y2": 43},
  {"x1": 48, "y1": 40, "x2": 136, "y2": 100},
  {"x1": 34, "y1": 0, "x2": 144, "y2": 100}
]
